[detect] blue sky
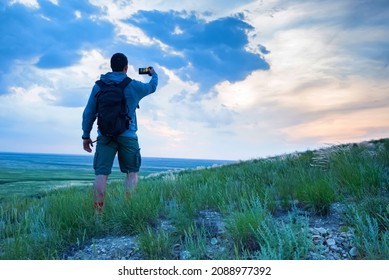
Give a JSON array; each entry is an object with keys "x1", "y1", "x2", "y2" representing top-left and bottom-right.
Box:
[{"x1": 0, "y1": 0, "x2": 388, "y2": 160}]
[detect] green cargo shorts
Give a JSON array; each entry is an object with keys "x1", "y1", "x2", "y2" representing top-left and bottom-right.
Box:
[{"x1": 93, "y1": 136, "x2": 141, "y2": 175}]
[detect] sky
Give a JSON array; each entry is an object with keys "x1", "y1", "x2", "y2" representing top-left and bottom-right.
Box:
[{"x1": 0, "y1": 0, "x2": 388, "y2": 160}]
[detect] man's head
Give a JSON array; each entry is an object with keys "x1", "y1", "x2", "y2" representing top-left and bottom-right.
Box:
[{"x1": 110, "y1": 53, "x2": 128, "y2": 72}]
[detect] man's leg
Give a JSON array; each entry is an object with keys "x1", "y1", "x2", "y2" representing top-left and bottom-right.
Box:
[
  {"x1": 125, "y1": 172, "x2": 138, "y2": 199},
  {"x1": 94, "y1": 174, "x2": 108, "y2": 213},
  {"x1": 93, "y1": 136, "x2": 117, "y2": 213},
  {"x1": 117, "y1": 136, "x2": 141, "y2": 200}
]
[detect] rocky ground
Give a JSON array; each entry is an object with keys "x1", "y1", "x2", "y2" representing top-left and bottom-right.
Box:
[
  {"x1": 306, "y1": 202, "x2": 357, "y2": 260},
  {"x1": 66, "y1": 202, "x2": 358, "y2": 260}
]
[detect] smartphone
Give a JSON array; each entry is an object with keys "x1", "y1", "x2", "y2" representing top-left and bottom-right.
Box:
[{"x1": 138, "y1": 67, "x2": 150, "y2": 75}]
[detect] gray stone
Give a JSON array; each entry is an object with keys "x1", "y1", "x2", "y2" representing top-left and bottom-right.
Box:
[
  {"x1": 312, "y1": 235, "x2": 323, "y2": 245},
  {"x1": 330, "y1": 245, "x2": 340, "y2": 252},
  {"x1": 349, "y1": 247, "x2": 358, "y2": 257},
  {"x1": 315, "y1": 227, "x2": 328, "y2": 236},
  {"x1": 210, "y1": 238, "x2": 218, "y2": 245},
  {"x1": 326, "y1": 238, "x2": 336, "y2": 246},
  {"x1": 181, "y1": 250, "x2": 191, "y2": 260}
]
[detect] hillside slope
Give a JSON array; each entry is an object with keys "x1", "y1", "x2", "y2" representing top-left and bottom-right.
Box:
[{"x1": 1, "y1": 138, "x2": 388, "y2": 260}]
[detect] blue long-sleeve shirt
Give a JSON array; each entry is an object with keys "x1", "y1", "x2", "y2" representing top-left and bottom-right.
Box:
[{"x1": 82, "y1": 71, "x2": 158, "y2": 139}]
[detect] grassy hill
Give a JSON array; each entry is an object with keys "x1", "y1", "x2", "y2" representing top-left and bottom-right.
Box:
[{"x1": 1, "y1": 138, "x2": 388, "y2": 259}]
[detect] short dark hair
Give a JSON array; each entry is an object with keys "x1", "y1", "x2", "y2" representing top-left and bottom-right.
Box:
[{"x1": 110, "y1": 53, "x2": 128, "y2": 72}]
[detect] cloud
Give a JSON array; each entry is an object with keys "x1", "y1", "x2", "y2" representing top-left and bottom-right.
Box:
[
  {"x1": 206, "y1": 0, "x2": 389, "y2": 157},
  {"x1": 0, "y1": 0, "x2": 114, "y2": 90},
  {"x1": 1, "y1": 1, "x2": 270, "y2": 99},
  {"x1": 0, "y1": 84, "x2": 83, "y2": 153},
  {"x1": 127, "y1": 10, "x2": 270, "y2": 92},
  {"x1": 270, "y1": 0, "x2": 389, "y2": 67}
]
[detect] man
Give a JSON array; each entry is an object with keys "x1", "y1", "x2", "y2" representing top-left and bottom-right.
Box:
[{"x1": 82, "y1": 53, "x2": 158, "y2": 213}]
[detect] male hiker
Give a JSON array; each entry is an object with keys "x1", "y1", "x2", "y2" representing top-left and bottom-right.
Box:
[{"x1": 82, "y1": 52, "x2": 158, "y2": 213}]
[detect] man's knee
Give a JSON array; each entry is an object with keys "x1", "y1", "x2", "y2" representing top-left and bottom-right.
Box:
[
  {"x1": 126, "y1": 172, "x2": 138, "y2": 182},
  {"x1": 126, "y1": 172, "x2": 138, "y2": 188}
]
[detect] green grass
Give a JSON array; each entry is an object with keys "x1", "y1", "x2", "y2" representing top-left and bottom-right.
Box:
[
  {"x1": 226, "y1": 198, "x2": 268, "y2": 251},
  {"x1": 346, "y1": 208, "x2": 389, "y2": 259},
  {"x1": 251, "y1": 212, "x2": 312, "y2": 260},
  {"x1": 1, "y1": 138, "x2": 389, "y2": 259},
  {"x1": 138, "y1": 227, "x2": 174, "y2": 259}
]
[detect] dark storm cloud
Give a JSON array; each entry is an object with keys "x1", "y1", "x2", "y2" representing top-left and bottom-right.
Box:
[
  {"x1": 0, "y1": 1, "x2": 114, "y2": 89},
  {"x1": 127, "y1": 10, "x2": 270, "y2": 92}
]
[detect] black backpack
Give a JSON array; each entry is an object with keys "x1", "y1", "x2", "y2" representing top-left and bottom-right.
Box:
[{"x1": 95, "y1": 77, "x2": 132, "y2": 137}]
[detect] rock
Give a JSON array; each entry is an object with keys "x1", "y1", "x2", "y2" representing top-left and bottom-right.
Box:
[
  {"x1": 210, "y1": 238, "x2": 218, "y2": 245},
  {"x1": 332, "y1": 252, "x2": 341, "y2": 260},
  {"x1": 312, "y1": 234, "x2": 323, "y2": 245},
  {"x1": 172, "y1": 243, "x2": 182, "y2": 259},
  {"x1": 314, "y1": 227, "x2": 328, "y2": 236},
  {"x1": 326, "y1": 238, "x2": 336, "y2": 246},
  {"x1": 349, "y1": 247, "x2": 358, "y2": 257},
  {"x1": 196, "y1": 210, "x2": 226, "y2": 236},
  {"x1": 330, "y1": 245, "x2": 340, "y2": 252},
  {"x1": 66, "y1": 235, "x2": 142, "y2": 260},
  {"x1": 180, "y1": 250, "x2": 191, "y2": 260},
  {"x1": 340, "y1": 232, "x2": 348, "y2": 238},
  {"x1": 160, "y1": 220, "x2": 176, "y2": 233},
  {"x1": 309, "y1": 252, "x2": 323, "y2": 260}
]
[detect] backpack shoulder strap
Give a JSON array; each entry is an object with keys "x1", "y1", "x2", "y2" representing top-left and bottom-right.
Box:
[
  {"x1": 94, "y1": 80, "x2": 106, "y2": 98},
  {"x1": 118, "y1": 77, "x2": 132, "y2": 90}
]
